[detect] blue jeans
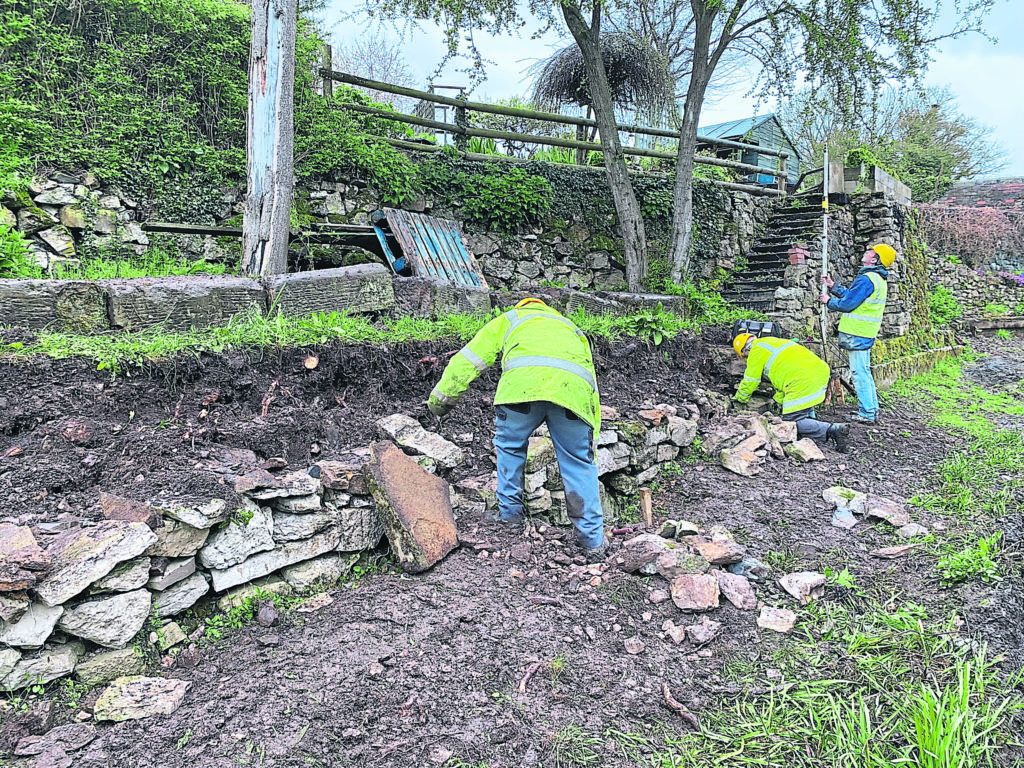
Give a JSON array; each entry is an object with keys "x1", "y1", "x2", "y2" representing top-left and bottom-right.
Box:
[
  {"x1": 783, "y1": 408, "x2": 829, "y2": 441},
  {"x1": 849, "y1": 348, "x2": 878, "y2": 419},
  {"x1": 494, "y1": 401, "x2": 604, "y2": 549}
]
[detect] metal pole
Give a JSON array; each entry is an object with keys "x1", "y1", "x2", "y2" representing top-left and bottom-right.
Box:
[{"x1": 820, "y1": 148, "x2": 830, "y2": 364}]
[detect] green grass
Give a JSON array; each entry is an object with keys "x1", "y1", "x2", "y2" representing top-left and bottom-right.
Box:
[
  {"x1": 548, "y1": 724, "x2": 602, "y2": 768},
  {"x1": 937, "y1": 532, "x2": 1002, "y2": 585},
  {"x1": 2, "y1": 302, "x2": 741, "y2": 378}
]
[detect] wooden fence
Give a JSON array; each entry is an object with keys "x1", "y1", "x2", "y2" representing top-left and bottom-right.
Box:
[{"x1": 320, "y1": 66, "x2": 789, "y2": 198}]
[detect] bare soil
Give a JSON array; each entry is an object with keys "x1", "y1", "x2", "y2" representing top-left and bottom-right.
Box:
[{"x1": 1, "y1": 334, "x2": 1022, "y2": 767}]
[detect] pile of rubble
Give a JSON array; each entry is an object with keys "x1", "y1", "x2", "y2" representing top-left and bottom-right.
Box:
[{"x1": 701, "y1": 411, "x2": 826, "y2": 477}]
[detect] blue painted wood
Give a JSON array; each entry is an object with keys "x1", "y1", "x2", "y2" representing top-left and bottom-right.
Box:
[{"x1": 381, "y1": 208, "x2": 487, "y2": 289}]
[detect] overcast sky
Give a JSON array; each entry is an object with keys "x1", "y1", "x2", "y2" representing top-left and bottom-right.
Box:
[{"x1": 325, "y1": 0, "x2": 1024, "y2": 177}]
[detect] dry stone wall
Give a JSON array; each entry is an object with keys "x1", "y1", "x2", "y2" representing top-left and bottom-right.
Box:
[
  {"x1": 929, "y1": 257, "x2": 1024, "y2": 319},
  {"x1": 0, "y1": 405, "x2": 700, "y2": 691},
  {"x1": 2, "y1": 168, "x2": 773, "y2": 293}
]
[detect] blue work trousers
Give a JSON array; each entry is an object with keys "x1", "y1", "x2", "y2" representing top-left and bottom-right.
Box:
[
  {"x1": 494, "y1": 401, "x2": 604, "y2": 549},
  {"x1": 849, "y1": 348, "x2": 878, "y2": 419}
]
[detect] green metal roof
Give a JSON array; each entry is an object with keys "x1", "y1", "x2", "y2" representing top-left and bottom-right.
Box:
[{"x1": 698, "y1": 113, "x2": 801, "y2": 159}]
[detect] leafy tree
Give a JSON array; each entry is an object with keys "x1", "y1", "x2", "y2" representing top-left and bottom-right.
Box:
[
  {"x1": 659, "y1": 0, "x2": 993, "y2": 280},
  {"x1": 778, "y1": 86, "x2": 1004, "y2": 201}
]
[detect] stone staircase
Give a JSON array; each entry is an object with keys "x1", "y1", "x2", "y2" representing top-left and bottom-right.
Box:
[{"x1": 720, "y1": 196, "x2": 826, "y2": 312}]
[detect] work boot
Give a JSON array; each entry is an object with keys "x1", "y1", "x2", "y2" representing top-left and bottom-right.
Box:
[
  {"x1": 826, "y1": 423, "x2": 851, "y2": 453},
  {"x1": 581, "y1": 538, "x2": 609, "y2": 563},
  {"x1": 849, "y1": 413, "x2": 876, "y2": 425}
]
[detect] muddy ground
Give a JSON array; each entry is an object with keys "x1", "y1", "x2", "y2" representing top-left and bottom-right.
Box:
[{"x1": 1, "y1": 333, "x2": 1022, "y2": 767}]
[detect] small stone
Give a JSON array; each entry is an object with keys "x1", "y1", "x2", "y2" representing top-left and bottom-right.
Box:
[
  {"x1": 784, "y1": 439, "x2": 825, "y2": 462},
  {"x1": 619, "y1": 534, "x2": 673, "y2": 574},
  {"x1": 714, "y1": 570, "x2": 758, "y2": 610},
  {"x1": 757, "y1": 607, "x2": 797, "y2": 634},
  {"x1": 898, "y1": 523, "x2": 929, "y2": 539},
  {"x1": 778, "y1": 572, "x2": 826, "y2": 604},
  {"x1": 864, "y1": 495, "x2": 911, "y2": 527},
  {"x1": 720, "y1": 447, "x2": 761, "y2": 476},
  {"x1": 656, "y1": 549, "x2": 710, "y2": 579},
  {"x1": 666, "y1": 625, "x2": 688, "y2": 644},
  {"x1": 727, "y1": 557, "x2": 770, "y2": 582},
  {"x1": 822, "y1": 486, "x2": 867, "y2": 514},
  {"x1": 831, "y1": 506, "x2": 857, "y2": 529},
  {"x1": 624, "y1": 637, "x2": 645, "y2": 654},
  {"x1": 649, "y1": 589, "x2": 670, "y2": 604},
  {"x1": 670, "y1": 574, "x2": 719, "y2": 612},
  {"x1": 256, "y1": 602, "x2": 281, "y2": 627},
  {"x1": 93, "y1": 676, "x2": 191, "y2": 722},
  {"x1": 685, "y1": 617, "x2": 722, "y2": 645},
  {"x1": 368, "y1": 662, "x2": 385, "y2": 677},
  {"x1": 870, "y1": 543, "x2": 922, "y2": 559},
  {"x1": 692, "y1": 538, "x2": 746, "y2": 565},
  {"x1": 156, "y1": 621, "x2": 187, "y2": 651}
]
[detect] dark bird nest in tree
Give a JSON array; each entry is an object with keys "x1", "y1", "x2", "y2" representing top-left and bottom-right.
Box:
[{"x1": 530, "y1": 33, "x2": 673, "y2": 117}]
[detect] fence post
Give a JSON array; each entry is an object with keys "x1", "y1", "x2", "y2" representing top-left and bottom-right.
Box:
[
  {"x1": 322, "y1": 44, "x2": 332, "y2": 99},
  {"x1": 575, "y1": 124, "x2": 586, "y2": 165},
  {"x1": 777, "y1": 153, "x2": 788, "y2": 193},
  {"x1": 454, "y1": 99, "x2": 468, "y2": 150}
]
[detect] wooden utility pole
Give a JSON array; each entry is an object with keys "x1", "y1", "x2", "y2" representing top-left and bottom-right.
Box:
[{"x1": 242, "y1": 0, "x2": 297, "y2": 276}]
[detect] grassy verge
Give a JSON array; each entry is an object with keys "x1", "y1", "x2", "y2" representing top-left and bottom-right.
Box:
[{"x1": 2, "y1": 301, "x2": 752, "y2": 377}]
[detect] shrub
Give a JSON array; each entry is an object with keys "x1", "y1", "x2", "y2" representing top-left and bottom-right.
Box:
[
  {"x1": 929, "y1": 285, "x2": 962, "y2": 327},
  {"x1": 982, "y1": 303, "x2": 1010, "y2": 317}
]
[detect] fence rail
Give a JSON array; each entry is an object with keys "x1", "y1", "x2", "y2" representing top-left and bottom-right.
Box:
[{"x1": 322, "y1": 66, "x2": 789, "y2": 196}]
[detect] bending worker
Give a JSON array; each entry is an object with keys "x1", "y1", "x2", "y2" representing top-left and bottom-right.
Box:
[
  {"x1": 732, "y1": 333, "x2": 850, "y2": 453},
  {"x1": 428, "y1": 298, "x2": 606, "y2": 560},
  {"x1": 819, "y1": 243, "x2": 895, "y2": 425}
]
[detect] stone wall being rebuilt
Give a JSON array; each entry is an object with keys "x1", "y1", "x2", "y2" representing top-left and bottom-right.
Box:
[
  {"x1": 0, "y1": 404, "x2": 707, "y2": 692},
  {"x1": 2, "y1": 168, "x2": 775, "y2": 293}
]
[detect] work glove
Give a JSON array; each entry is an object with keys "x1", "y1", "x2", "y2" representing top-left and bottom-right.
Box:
[{"x1": 427, "y1": 398, "x2": 452, "y2": 419}]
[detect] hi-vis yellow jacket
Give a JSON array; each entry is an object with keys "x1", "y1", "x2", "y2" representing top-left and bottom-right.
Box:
[
  {"x1": 428, "y1": 300, "x2": 601, "y2": 429},
  {"x1": 734, "y1": 337, "x2": 830, "y2": 415}
]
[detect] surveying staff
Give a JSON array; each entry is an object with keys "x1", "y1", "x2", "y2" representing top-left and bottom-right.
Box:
[
  {"x1": 427, "y1": 298, "x2": 606, "y2": 560},
  {"x1": 732, "y1": 334, "x2": 850, "y2": 453},
  {"x1": 819, "y1": 242, "x2": 895, "y2": 425}
]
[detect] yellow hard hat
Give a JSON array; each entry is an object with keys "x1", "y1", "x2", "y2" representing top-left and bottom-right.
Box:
[
  {"x1": 515, "y1": 298, "x2": 546, "y2": 309},
  {"x1": 733, "y1": 332, "x2": 755, "y2": 357},
  {"x1": 871, "y1": 243, "x2": 896, "y2": 268}
]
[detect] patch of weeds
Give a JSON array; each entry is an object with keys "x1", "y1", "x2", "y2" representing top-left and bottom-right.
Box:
[
  {"x1": 995, "y1": 328, "x2": 1012, "y2": 340},
  {"x1": 550, "y1": 652, "x2": 570, "y2": 689},
  {"x1": 604, "y1": 578, "x2": 648, "y2": 608},
  {"x1": 660, "y1": 461, "x2": 683, "y2": 477},
  {"x1": 547, "y1": 724, "x2": 601, "y2": 768},
  {"x1": 937, "y1": 532, "x2": 1001, "y2": 585},
  {"x1": 762, "y1": 549, "x2": 799, "y2": 572},
  {"x1": 618, "y1": 501, "x2": 642, "y2": 524},
  {"x1": 56, "y1": 678, "x2": 89, "y2": 709},
  {"x1": 177, "y1": 728, "x2": 193, "y2": 749}
]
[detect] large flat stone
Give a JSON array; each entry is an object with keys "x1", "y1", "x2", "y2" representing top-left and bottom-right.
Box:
[
  {"x1": 272, "y1": 511, "x2": 335, "y2": 542},
  {"x1": 90, "y1": 557, "x2": 151, "y2": 594},
  {"x1": 33, "y1": 522, "x2": 156, "y2": 607},
  {"x1": 1, "y1": 643, "x2": 81, "y2": 690},
  {"x1": 281, "y1": 554, "x2": 350, "y2": 591},
  {"x1": 0, "y1": 592, "x2": 30, "y2": 623},
  {"x1": 74, "y1": 648, "x2": 146, "y2": 686},
  {"x1": 158, "y1": 497, "x2": 230, "y2": 529},
  {"x1": 208, "y1": 528, "x2": 344, "y2": 592},
  {"x1": 197, "y1": 501, "x2": 275, "y2": 569},
  {"x1": 94, "y1": 676, "x2": 191, "y2": 722},
  {"x1": 0, "y1": 524, "x2": 51, "y2": 591},
  {"x1": 104, "y1": 275, "x2": 267, "y2": 331},
  {"x1": 144, "y1": 519, "x2": 209, "y2": 558},
  {"x1": 692, "y1": 538, "x2": 747, "y2": 566},
  {"x1": 99, "y1": 493, "x2": 162, "y2": 530},
  {"x1": 240, "y1": 470, "x2": 321, "y2": 500},
  {"x1": 364, "y1": 441, "x2": 458, "y2": 574},
  {"x1": 146, "y1": 556, "x2": 196, "y2": 591},
  {"x1": 376, "y1": 414, "x2": 464, "y2": 470},
  {"x1": 0, "y1": 279, "x2": 108, "y2": 332},
  {"x1": 57, "y1": 589, "x2": 151, "y2": 648},
  {"x1": 392, "y1": 277, "x2": 490, "y2": 318},
  {"x1": 0, "y1": 602, "x2": 64, "y2": 649},
  {"x1": 264, "y1": 264, "x2": 395, "y2": 317},
  {"x1": 0, "y1": 647, "x2": 20, "y2": 681},
  {"x1": 151, "y1": 571, "x2": 209, "y2": 617}
]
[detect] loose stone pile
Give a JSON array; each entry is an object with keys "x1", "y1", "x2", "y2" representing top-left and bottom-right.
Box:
[{"x1": 701, "y1": 411, "x2": 824, "y2": 477}]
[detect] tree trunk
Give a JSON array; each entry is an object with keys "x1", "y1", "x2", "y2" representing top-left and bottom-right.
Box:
[
  {"x1": 667, "y1": 2, "x2": 715, "y2": 283},
  {"x1": 561, "y1": 2, "x2": 648, "y2": 292},
  {"x1": 242, "y1": 0, "x2": 297, "y2": 276}
]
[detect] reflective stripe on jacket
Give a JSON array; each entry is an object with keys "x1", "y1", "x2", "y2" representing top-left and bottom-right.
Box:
[
  {"x1": 734, "y1": 337, "x2": 830, "y2": 415},
  {"x1": 428, "y1": 302, "x2": 600, "y2": 429},
  {"x1": 837, "y1": 272, "x2": 888, "y2": 339}
]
